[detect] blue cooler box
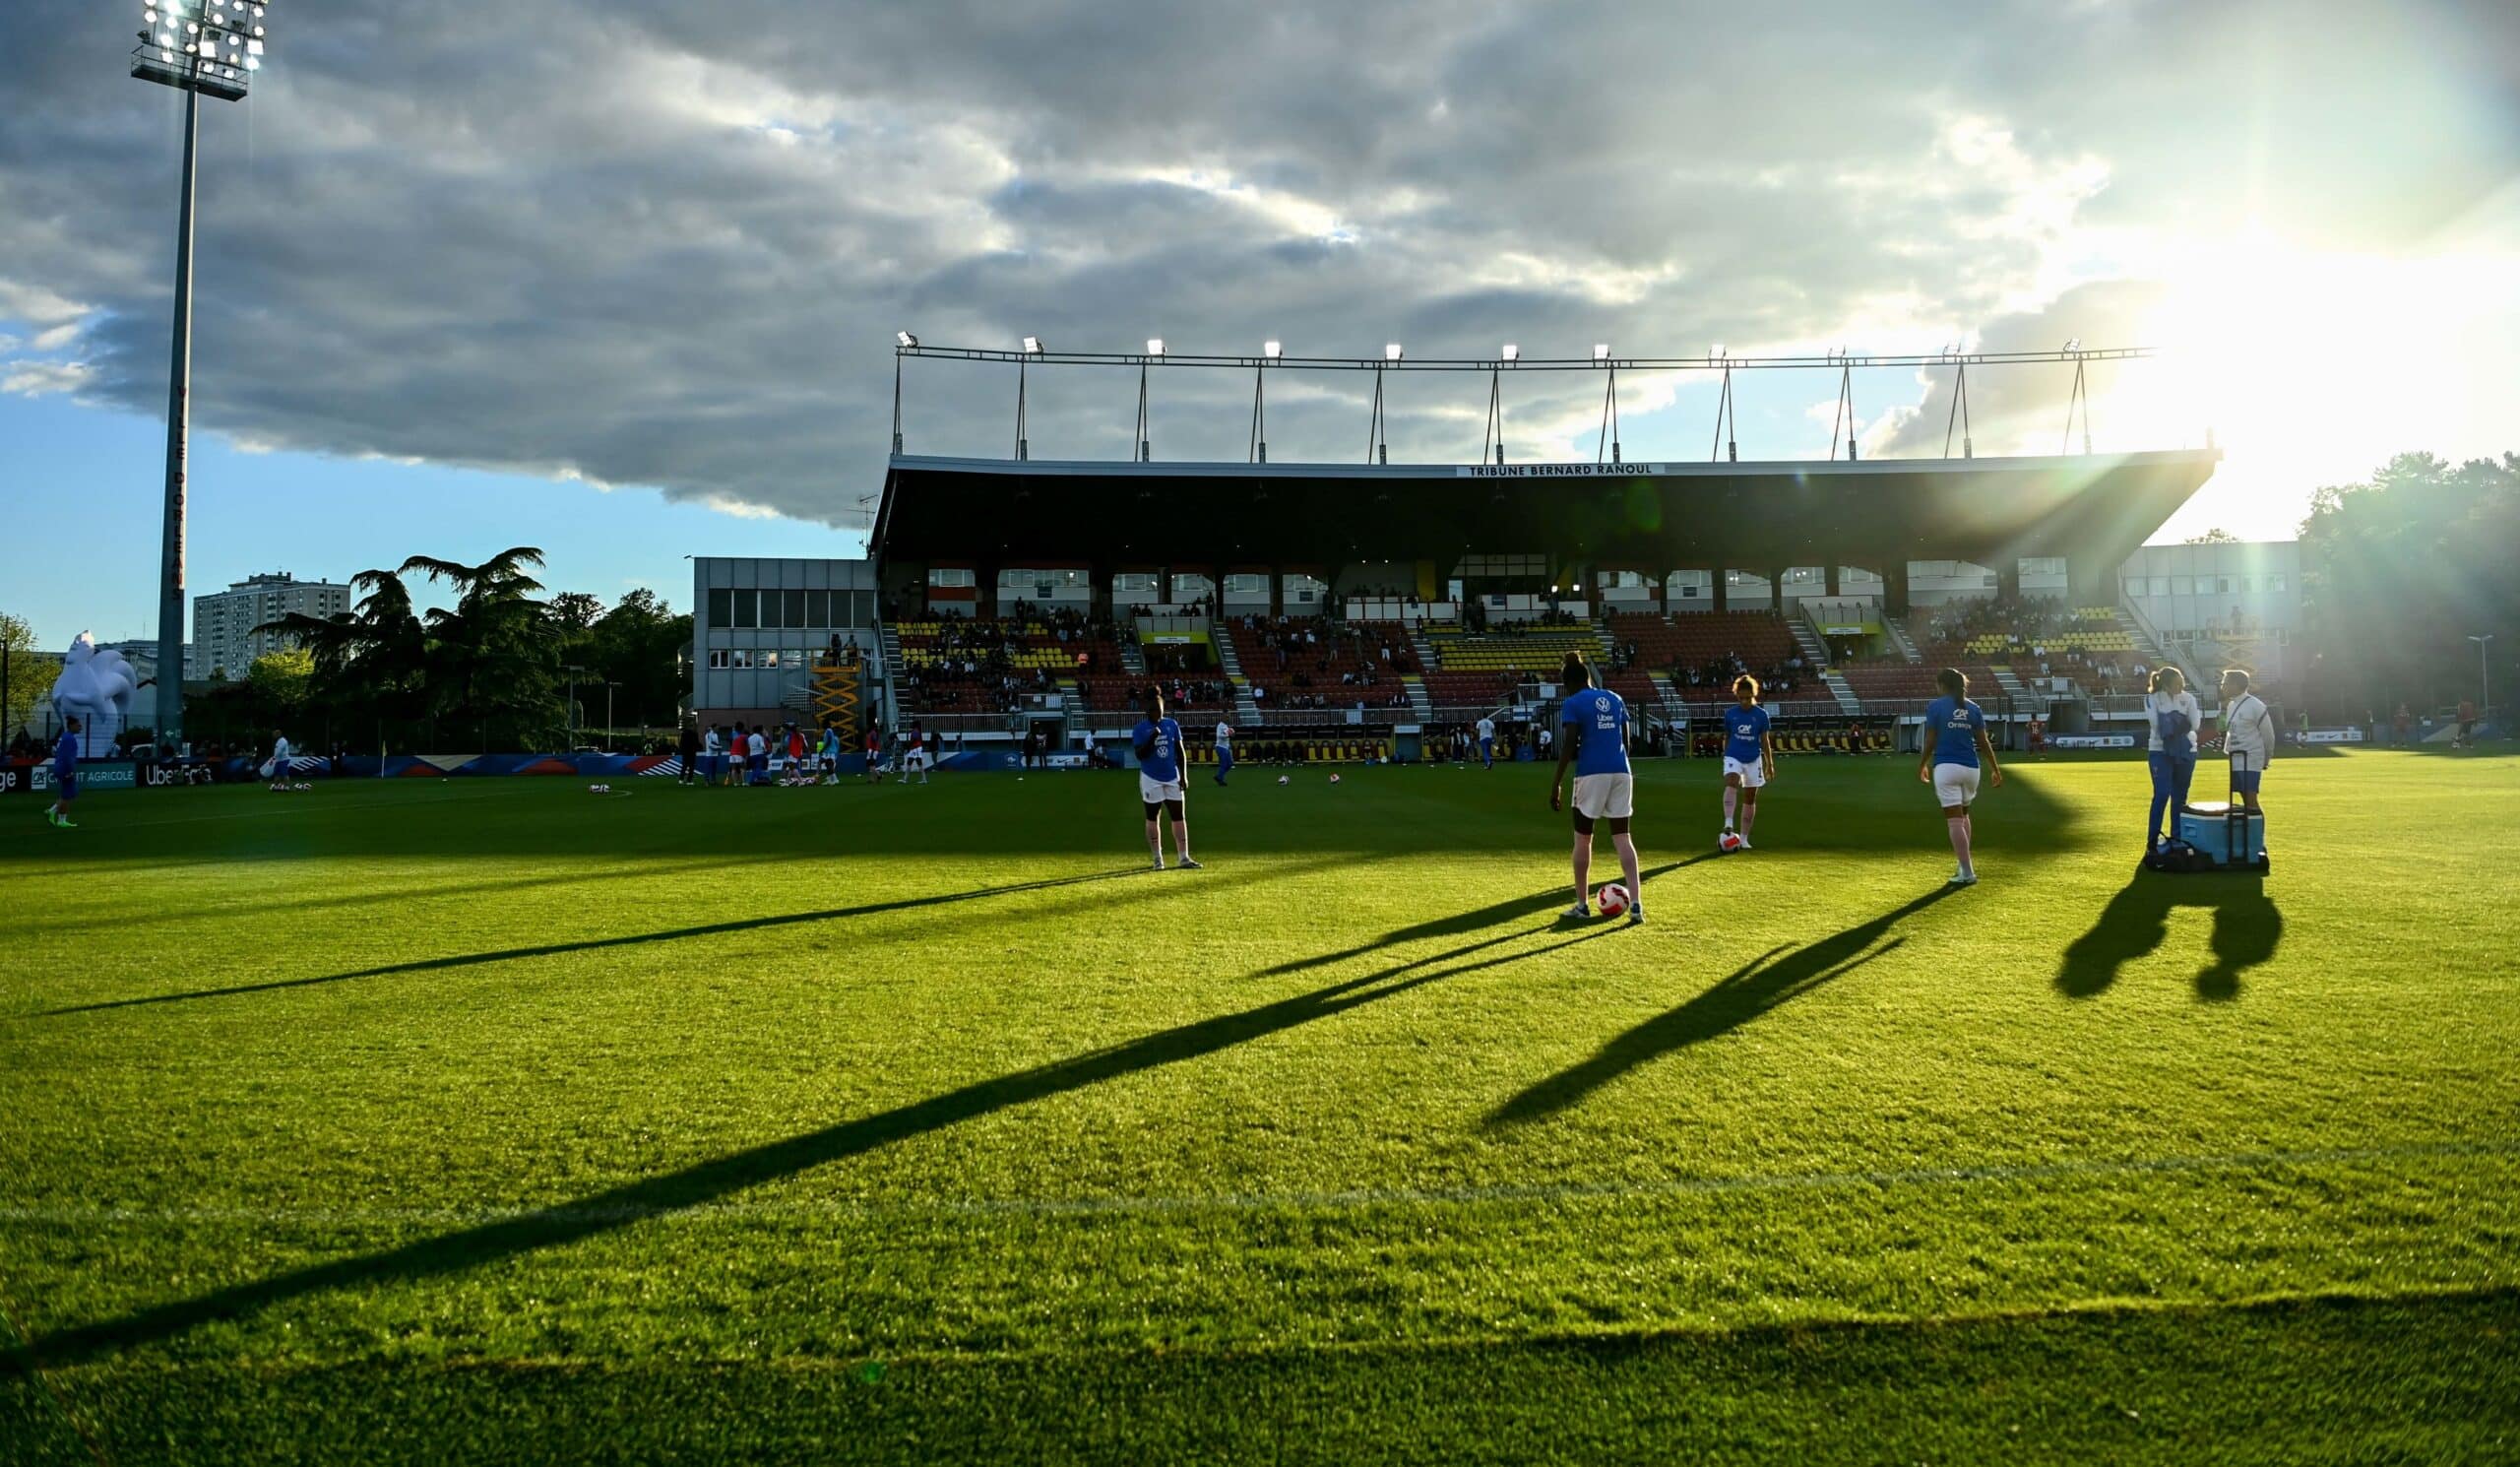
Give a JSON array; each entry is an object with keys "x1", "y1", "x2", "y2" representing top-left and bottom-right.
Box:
[{"x1": 2177, "y1": 800, "x2": 2266, "y2": 867}]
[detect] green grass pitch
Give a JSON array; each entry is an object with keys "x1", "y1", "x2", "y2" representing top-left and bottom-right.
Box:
[{"x1": 3, "y1": 749, "x2": 2515, "y2": 1463}]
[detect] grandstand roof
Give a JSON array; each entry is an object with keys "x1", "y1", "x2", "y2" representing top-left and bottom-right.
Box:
[{"x1": 873, "y1": 449, "x2": 2221, "y2": 574}]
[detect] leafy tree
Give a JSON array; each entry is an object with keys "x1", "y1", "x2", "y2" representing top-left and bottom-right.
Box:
[
  {"x1": 2299, "y1": 452, "x2": 2517, "y2": 719},
  {"x1": 401, "y1": 547, "x2": 562, "y2": 748},
  {"x1": 2, "y1": 611, "x2": 62, "y2": 744},
  {"x1": 2183, "y1": 527, "x2": 2238, "y2": 544},
  {"x1": 245, "y1": 647, "x2": 315, "y2": 712}
]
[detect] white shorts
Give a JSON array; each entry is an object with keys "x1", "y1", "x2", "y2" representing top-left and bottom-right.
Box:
[
  {"x1": 1571, "y1": 773, "x2": 1634, "y2": 821},
  {"x1": 1139, "y1": 774, "x2": 1185, "y2": 806},
  {"x1": 1932, "y1": 762, "x2": 1982, "y2": 808},
  {"x1": 1722, "y1": 755, "x2": 1767, "y2": 789},
  {"x1": 906, "y1": 750, "x2": 928, "y2": 769}
]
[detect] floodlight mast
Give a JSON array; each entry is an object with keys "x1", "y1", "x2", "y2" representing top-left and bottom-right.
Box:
[{"x1": 130, "y1": 0, "x2": 272, "y2": 751}]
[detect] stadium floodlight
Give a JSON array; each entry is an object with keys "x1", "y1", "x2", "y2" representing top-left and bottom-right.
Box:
[
  {"x1": 1263, "y1": 340, "x2": 1283, "y2": 359},
  {"x1": 1385, "y1": 343, "x2": 1404, "y2": 361},
  {"x1": 1594, "y1": 343, "x2": 1611, "y2": 361},
  {"x1": 1147, "y1": 338, "x2": 1165, "y2": 356},
  {"x1": 1500, "y1": 344, "x2": 1519, "y2": 361},
  {"x1": 128, "y1": 0, "x2": 274, "y2": 751},
  {"x1": 1022, "y1": 336, "x2": 1042, "y2": 353},
  {"x1": 896, "y1": 330, "x2": 917, "y2": 348}
]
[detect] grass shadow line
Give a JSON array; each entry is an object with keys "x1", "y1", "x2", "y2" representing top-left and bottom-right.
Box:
[
  {"x1": 16, "y1": 921, "x2": 1617, "y2": 1369},
  {"x1": 1488, "y1": 886, "x2": 1962, "y2": 1127}
]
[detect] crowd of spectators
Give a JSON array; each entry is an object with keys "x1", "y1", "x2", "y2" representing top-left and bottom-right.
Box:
[
  {"x1": 1671, "y1": 648, "x2": 1809, "y2": 698},
  {"x1": 1237, "y1": 613, "x2": 1417, "y2": 711}
]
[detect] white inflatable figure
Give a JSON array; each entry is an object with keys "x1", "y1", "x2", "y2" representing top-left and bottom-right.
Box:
[{"x1": 48, "y1": 633, "x2": 140, "y2": 756}]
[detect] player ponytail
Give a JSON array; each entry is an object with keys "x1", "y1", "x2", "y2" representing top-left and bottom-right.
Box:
[
  {"x1": 1561, "y1": 653, "x2": 1594, "y2": 690},
  {"x1": 1934, "y1": 667, "x2": 1966, "y2": 699},
  {"x1": 1732, "y1": 674, "x2": 1761, "y2": 701},
  {"x1": 2149, "y1": 666, "x2": 2183, "y2": 696}
]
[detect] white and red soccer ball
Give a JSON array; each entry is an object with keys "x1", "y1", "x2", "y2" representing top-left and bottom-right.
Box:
[
  {"x1": 1719, "y1": 831, "x2": 1745, "y2": 853},
  {"x1": 589, "y1": 783, "x2": 612, "y2": 795},
  {"x1": 1595, "y1": 883, "x2": 1632, "y2": 917}
]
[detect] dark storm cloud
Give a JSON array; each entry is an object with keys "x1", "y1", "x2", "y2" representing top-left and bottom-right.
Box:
[{"x1": 0, "y1": 0, "x2": 2510, "y2": 526}]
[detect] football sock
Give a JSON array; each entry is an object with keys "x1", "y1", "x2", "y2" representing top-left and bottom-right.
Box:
[
  {"x1": 1949, "y1": 815, "x2": 1973, "y2": 873},
  {"x1": 1722, "y1": 789, "x2": 1738, "y2": 826},
  {"x1": 1740, "y1": 803, "x2": 1757, "y2": 838}
]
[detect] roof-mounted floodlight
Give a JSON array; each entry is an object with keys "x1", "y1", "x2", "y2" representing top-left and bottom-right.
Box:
[
  {"x1": 1499, "y1": 344, "x2": 1519, "y2": 361},
  {"x1": 1021, "y1": 336, "x2": 1042, "y2": 353},
  {"x1": 896, "y1": 330, "x2": 916, "y2": 348},
  {"x1": 1594, "y1": 343, "x2": 1611, "y2": 361},
  {"x1": 1262, "y1": 340, "x2": 1282, "y2": 359},
  {"x1": 1146, "y1": 338, "x2": 1165, "y2": 356},
  {"x1": 1384, "y1": 343, "x2": 1404, "y2": 361}
]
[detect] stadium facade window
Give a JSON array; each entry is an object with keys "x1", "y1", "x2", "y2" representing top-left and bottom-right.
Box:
[
  {"x1": 708, "y1": 589, "x2": 732, "y2": 626},
  {"x1": 729, "y1": 650, "x2": 753, "y2": 669},
  {"x1": 928, "y1": 568, "x2": 976, "y2": 589},
  {"x1": 2172, "y1": 576, "x2": 2194, "y2": 595},
  {"x1": 2150, "y1": 577, "x2": 2172, "y2": 596},
  {"x1": 731, "y1": 591, "x2": 758, "y2": 629},
  {"x1": 784, "y1": 590, "x2": 807, "y2": 626},
  {"x1": 1113, "y1": 572, "x2": 1159, "y2": 595},
  {"x1": 803, "y1": 591, "x2": 828, "y2": 627},
  {"x1": 761, "y1": 593, "x2": 785, "y2": 630},
  {"x1": 2267, "y1": 573, "x2": 2287, "y2": 592},
  {"x1": 760, "y1": 651, "x2": 782, "y2": 669},
  {"x1": 707, "y1": 650, "x2": 729, "y2": 670},
  {"x1": 1223, "y1": 573, "x2": 1271, "y2": 596},
  {"x1": 1283, "y1": 574, "x2": 1327, "y2": 606}
]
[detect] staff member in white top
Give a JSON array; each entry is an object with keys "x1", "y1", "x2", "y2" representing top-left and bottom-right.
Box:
[
  {"x1": 266, "y1": 730, "x2": 293, "y2": 792},
  {"x1": 2219, "y1": 668, "x2": 2275, "y2": 813},
  {"x1": 1213, "y1": 718, "x2": 1235, "y2": 786},
  {"x1": 2144, "y1": 667, "x2": 2203, "y2": 855},
  {"x1": 1477, "y1": 715, "x2": 1497, "y2": 769}
]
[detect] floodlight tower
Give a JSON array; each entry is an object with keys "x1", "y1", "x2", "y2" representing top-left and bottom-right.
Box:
[{"x1": 130, "y1": 0, "x2": 272, "y2": 751}]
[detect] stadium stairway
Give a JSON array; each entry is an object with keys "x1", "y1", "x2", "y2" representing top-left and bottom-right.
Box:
[
  {"x1": 875, "y1": 622, "x2": 903, "y2": 728},
  {"x1": 1989, "y1": 665, "x2": 2044, "y2": 713},
  {"x1": 2112, "y1": 600, "x2": 2201, "y2": 688},
  {"x1": 1402, "y1": 673, "x2": 1432, "y2": 723},
  {"x1": 1884, "y1": 616, "x2": 1923, "y2": 665},
  {"x1": 1787, "y1": 610, "x2": 1832, "y2": 672},
  {"x1": 1821, "y1": 669, "x2": 1863, "y2": 716},
  {"x1": 1210, "y1": 629, "x2": 1263, "y2": 724},
  {"x1": 1404, "y1": 620, "x2": 1443, "y2": 682}
]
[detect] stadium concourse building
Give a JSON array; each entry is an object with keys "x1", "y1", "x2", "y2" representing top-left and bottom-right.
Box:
[{"x1": 696, "y1": 447, "x2": 2256, "y2": 756}]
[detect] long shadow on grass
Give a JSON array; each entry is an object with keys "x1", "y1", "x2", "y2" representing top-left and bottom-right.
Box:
[
  {"x1": 1254, "y1": 857, "x2": 1707, "y2": 979},
  {"x1": 2055, "y1": 873, "x2": 2282, "y2": 1002},
  {"x1": 1488, "y1": 887, "x2": 1960, "y2": 1126},
  {"x1": 32, "y1": 867, "x2": 1147, "y2": 1017},
  {"x1": 15, "y1": 924, "x2": 1619, "y2": 1368}
]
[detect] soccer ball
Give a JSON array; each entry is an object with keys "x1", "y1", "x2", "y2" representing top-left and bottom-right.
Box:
[
  {"x1": 590, "y1": 783, "x2": 611, "y2": 795},
  {"x1": 1719, "y1": 831, "x2": 1744, "y2": 853},
  {"x1": 1328, "y1": 773, "x2": 1343, "y2": 785},
  {"x1": 1595, "y1": 882, "x2": 1632, "y2": 917},
  {"x1": 1278, "y1": 775, "x2": 1291, "y2": 786}
]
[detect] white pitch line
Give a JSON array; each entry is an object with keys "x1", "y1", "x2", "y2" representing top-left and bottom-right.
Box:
[{"x1": 2, "y1": 1139, "x2": 2507, "y2": 1230}]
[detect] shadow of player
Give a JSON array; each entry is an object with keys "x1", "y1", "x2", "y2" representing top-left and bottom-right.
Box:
[
  {"x1": 1488, "y1": 886, "x2": 1960, "y2": 1126},
  {"x1": 2055, "y1": 873, "x2": 2283, "y2": 1002}
]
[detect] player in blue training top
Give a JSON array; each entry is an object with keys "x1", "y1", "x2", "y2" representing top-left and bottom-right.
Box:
[
  {"x1": 1719, "y1": 675, "x2": 1776, "y2": 850},
  {"x1": 1547, "y1": 653, "x2": 1644, "y2": 924},
  {"x1": 44, "y1": 716, "x2": 82, "y2": 829},
  {"x1": 1917, "y1": 667, "x2": 2003, "y2": 885},
  {"x1": 1132, "y1": 689, "x2": 1201, "y2": 870}
]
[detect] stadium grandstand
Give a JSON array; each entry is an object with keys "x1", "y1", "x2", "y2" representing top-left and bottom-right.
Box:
[{"x1": 695, "y1": 344, "x2": 2242, "y2": 764}]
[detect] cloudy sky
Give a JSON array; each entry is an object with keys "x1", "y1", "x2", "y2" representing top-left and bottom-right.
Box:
[{"x1": 2, "y1": 0, "x2": 2514, "y2": 645}]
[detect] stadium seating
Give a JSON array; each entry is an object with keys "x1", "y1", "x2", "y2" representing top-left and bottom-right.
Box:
[
  {"x1": 1076, "y1": 676, "x2": 1234, "y2": 717},
  {"x1": 1838, "y1": 663, "x2": 2006, "y2": 705},
  {"x1": 894, "y1": 611, "x2": 1120, "y2": 718},
  {"x1": 1222, "y1": 614, "x2": 1415, "y2": 708},
  {"x1": 1420, "y1": 621, "x2": 1598, "y2": 710}
]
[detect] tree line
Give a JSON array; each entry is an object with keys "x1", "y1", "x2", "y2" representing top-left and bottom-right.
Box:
[
  {"x1": 187, "y1": 546, "x2": 691, "y2": 753},
  {"x1": 2298, "y1": 451, "x2": 2516, "y2": 722}
]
